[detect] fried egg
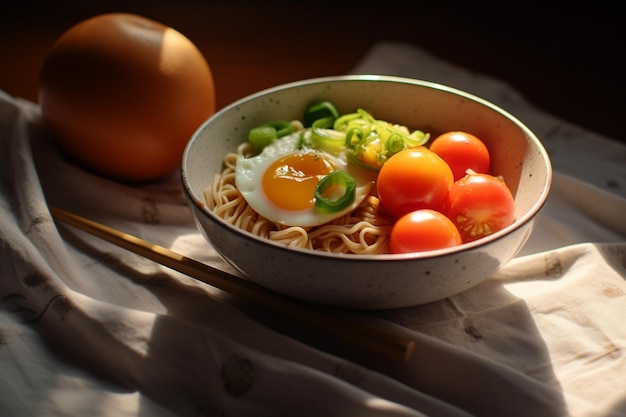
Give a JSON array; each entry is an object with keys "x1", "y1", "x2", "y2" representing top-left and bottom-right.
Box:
[{"x1": 235, "y1": 134, "x2": 374, "y2": 226}]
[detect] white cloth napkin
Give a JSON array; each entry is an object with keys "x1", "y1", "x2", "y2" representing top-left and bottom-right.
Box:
[{"x1": 1, "y1": 42, "x2": 625, "y2": 417}]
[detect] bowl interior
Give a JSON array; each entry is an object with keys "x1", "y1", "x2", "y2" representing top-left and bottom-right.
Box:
[{"x1": 184, "y1": 75, "x2": 550, "y2": 229}]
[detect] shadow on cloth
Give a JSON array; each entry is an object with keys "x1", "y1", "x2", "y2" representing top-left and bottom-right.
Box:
[{"x1": 225, "y1": 275, "x2": 569, "y2": 416}]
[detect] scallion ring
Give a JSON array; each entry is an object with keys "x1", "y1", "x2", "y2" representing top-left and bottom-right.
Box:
[
  {"x1": 356, "y1": 108, "x2": 375, "y2": 123},
  {"x1": 248, "y1": 120, "x2": 293, "y2": 149},
  {"x1": 311, "y1": 116, "x2": 334, "y2": 130},
  {"x1": 310, "y1": 116, "x2": 345, "y2": 153},
  {"x1": 303, "y1": 101, "x2": 339, "y2": 127},
  {"x1": 385, "y1": 133, "x2": 405, "y2": 156},
  {"x1": 345, "y1": 127, "x2": 364, "y2": 149},
  {"x1": 406, "y1": 130, "x2": 430, "y2": 147},
  {"x1": 314, "y1": 170, "x2": 356, "y2": 213},
  {"x1": 333, "y1": 112, "x2": 362, "y2": 131}
]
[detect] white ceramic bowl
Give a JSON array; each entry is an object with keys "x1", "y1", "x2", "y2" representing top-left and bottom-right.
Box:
[{"x1": 181, "y1": 75, "x2": 551, "y2": 309}]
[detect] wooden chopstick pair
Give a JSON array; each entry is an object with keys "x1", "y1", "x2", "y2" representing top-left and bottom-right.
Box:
[{"x1": 50, "y1": 207, "x2": 415, "y2": 362}]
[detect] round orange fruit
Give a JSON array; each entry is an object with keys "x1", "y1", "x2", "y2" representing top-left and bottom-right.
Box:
[{"x1": 38, "y1": 13, "x2": 216, "y2": 182}]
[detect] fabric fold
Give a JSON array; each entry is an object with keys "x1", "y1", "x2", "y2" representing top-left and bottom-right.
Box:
[{"x1": 2, "y1": 90, "x2": 471, "y2": 417}]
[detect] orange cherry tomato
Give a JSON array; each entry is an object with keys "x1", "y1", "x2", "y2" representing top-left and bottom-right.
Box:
[
  {"x1": 376, "y1": 147, "x2": 453, "y2": 218},
  {"x1": 429, "y1": 131, "x2": 491, "y2": 181},
  {"x1": 445, "y1": 172, "x2": 515, "y2": 243},
  {"x1": 389, "y1": 209, "x2": 462, "y2": 254}
]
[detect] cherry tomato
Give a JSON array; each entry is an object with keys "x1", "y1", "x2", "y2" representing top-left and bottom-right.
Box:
[
  {"x1": 445, "y1": 172, "x2": 515, "y2": 243},
  {"x1": 389, "y1": 209, "x2": 462, "y2": 253},
  {"x1": 429, "y1": 131, "x2": 490, "y2": 181},
  {"x1": 376, "y1": 147, "x2": 453, "y2": 218}
]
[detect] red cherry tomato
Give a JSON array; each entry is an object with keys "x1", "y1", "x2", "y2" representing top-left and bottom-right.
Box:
[
  {"x1": 445, "y1": 172, "x2": 515, "y2": 243},
  {"x1": 376, "y1": 147, "x2": 454, "y2": 218},
  {"x1": 389, "y1": 209, "x2": 462, "y2": 254},
  {"x1": 429, "y1": 131, "x2": 491, "y2": 181}
]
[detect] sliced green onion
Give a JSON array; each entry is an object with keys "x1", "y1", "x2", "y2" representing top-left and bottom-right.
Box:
[
  {"x1": 247, "y1": 121, "x2": 293, "y2": 149},
  {"x1": 314, "y1": 170, "x2": 356, "y2": 213},
  {"x1": 303, "y1": 101, "x2": 339, "y2": 127},
  {"x1": 248, "y1": 126, "x2": 276, "y2": 149},
  {"x1": 356, "y1": 108, "x2": 375, "y2": 123},
  {"x1": 385, "y1": 133, "x2": 405, "y2": 156},
  {"x1": 345, "y1": 127, "x2": 364, "y2": 149},
  {"x1": 333, "y1": 112, "x2": 362, "y2": 131},
  {"x1": 406, "y1": 130, "x2": 430, "y2": 147},
  {"x1": 310, "y1": 116, "x2": 345, "y2": 154},
  {"x1": 272, "y1": 121, "x2": 295, "y2": 138},
  {"x1": 312, "y1": 116, "x2": 334, "y2": 130},
  {"x1": 296, "y1": 130, "x2": 309, "y2": 150}
]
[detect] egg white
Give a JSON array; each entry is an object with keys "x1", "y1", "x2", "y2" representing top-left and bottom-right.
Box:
[{"x1": 235, "y1": 133, "x2": 374, "y2": 227}]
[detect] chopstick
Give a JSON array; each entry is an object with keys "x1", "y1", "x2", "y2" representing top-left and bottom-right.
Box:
[{"x1": 50, "y1": 207, "x2": 416, "y2": 362}]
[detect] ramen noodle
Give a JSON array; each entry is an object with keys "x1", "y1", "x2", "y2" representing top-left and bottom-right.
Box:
[{"x1": 204, "y1": 142, "x2": 395, "y2": 254}]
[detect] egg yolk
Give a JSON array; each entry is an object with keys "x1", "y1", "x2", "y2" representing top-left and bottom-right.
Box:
[{"x1": 262, "y1": 152, "x2": 336, "y2": 211}]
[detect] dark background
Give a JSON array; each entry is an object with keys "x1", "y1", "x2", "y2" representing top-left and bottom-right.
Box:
[{"x1": 1, "y1": 1, "x2": 623, "y2": 143}]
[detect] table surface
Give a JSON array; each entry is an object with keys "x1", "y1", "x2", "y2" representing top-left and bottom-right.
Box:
[{"x1": 1, "y1": 1, "x2": 623, "y2": 143}]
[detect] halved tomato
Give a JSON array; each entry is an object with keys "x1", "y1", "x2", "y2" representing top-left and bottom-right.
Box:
[{"x1": 445, "y1": 172, "x2": 515, "y2": 243}]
